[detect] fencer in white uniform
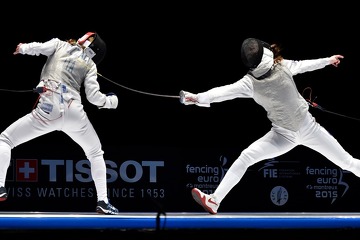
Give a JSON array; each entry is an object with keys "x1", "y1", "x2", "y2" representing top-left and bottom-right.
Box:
[
  {"x1": 181, "y1": 38, "x2": 360, "y2": 214},
  {"x1": 0, "y1": 32, "x2": 119, "y2": 215}
]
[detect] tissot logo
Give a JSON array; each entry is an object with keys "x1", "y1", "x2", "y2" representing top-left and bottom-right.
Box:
[{"x1": 16, "y1": 159, "x2": 38, "y2": 182}]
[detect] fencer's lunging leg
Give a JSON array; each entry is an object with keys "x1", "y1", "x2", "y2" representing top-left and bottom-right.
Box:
[
  {"x1": 213, "y1": 128, "x2": 296, "y2": 204},
  {"x1": 302, "y1": 123, "x2": 360, "y2": 178}
]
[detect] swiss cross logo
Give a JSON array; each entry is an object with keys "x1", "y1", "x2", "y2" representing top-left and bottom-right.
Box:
[{"x1": 16, "y1": 159, "x2": 38, "y2": 182}]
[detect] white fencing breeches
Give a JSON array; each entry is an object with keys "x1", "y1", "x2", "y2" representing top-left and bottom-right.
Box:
[
  {"x1": 0, "y1": 99, "x2": 109, "y2": 202},
  {"x1": 213, "y1": 112, "x2": 360, "y2": 203}
]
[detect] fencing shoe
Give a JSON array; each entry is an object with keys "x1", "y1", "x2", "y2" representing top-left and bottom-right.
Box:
[
  {"x1": 191, "y1": 188, "x2": 219, "y2": 214},
  {"x1": 96, "y1": 200, "x2": 119, "y2": 215},
  {"x1": 0, "y1": 186, "x2": 7, "y2": 201}
]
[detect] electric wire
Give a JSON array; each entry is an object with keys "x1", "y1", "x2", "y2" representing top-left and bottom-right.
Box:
[
  {"x1": 5, "y1": 38, "x2": 180, "y2": 99},
  {"x1": 2, "y1": 84, "x2": 360, "y2": 122},
  {"x1": 3, "y1": 60, "x2": 359, "y2": 122},
  {"x1": 0, "y1": 72, "x2": 181, "y2": 99},
  {"x1": 302, "y1": 87, "x2": 360, "y2": 122}
]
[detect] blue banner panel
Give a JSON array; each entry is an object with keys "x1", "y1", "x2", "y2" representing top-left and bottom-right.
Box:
[{"x1": 1, "y1": 145, "x2": 360, "y2": 213}]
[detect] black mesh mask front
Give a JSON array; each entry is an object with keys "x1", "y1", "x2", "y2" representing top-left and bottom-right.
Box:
[
  {"x1": 241, "y1": 38, "x2": 271, "y2": 69},
  {"x1": 89, "y1": 33, "x2": 107, "y2": 65}
]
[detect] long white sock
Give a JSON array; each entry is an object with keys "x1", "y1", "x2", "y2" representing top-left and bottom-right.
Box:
[
  {"x1": 213, "y1": 167, "x2": 244, "y2": 204},
  {"x1": 0, "y1": 142, "x2": 11, "y2": 187},
  {"x1": 90, "y1": 156, "x2": 108, "y2": 204}
]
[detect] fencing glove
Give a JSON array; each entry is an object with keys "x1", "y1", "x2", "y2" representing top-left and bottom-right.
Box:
[
  {"x1": 179, "y1": 90, "x2": 210, "y2": 107},
  {"x1": 179, "y1": 90, "x2": 197, "y2": 105},
  {"x1": 99, "y1": 92, "x2": 118, "y2": 109}
]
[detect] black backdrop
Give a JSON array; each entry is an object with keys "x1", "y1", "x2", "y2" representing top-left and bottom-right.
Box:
[{"x1": 1, "y1": 4, "x2": 360, "y2": 213}]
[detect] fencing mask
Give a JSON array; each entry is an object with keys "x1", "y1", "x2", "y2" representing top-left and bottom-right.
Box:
[
  {"x1": 78, "y1": 32, "x2": 107, "y2": 64},
  {"x1": 241, "y1": 38, "x2": 273, "y2": 78}
]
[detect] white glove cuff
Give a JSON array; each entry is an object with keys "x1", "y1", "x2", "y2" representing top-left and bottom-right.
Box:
[{"x1": 196, "y1": 92, "x2": 210, "y2": 107}]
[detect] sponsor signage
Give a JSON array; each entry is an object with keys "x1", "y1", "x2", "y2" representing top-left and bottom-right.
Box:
[{"x1": 1, "y1": 146, "x2": 360, "y2": 213}]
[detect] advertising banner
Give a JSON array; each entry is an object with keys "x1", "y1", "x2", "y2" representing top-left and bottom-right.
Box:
[{"x1": 1, "y1": 145, "x2": 360, "y2": 213}]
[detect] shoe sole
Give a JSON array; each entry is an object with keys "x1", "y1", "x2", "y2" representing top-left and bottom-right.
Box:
[
  {"x1": 96, "y1": 208, "x2": 105, "y2": 214},
  {"x1": 191, "y1": 188, "x2": 217, "y2": 215},
  {"x1": 0, "y1": 196, "x2": 7, "y2": 201},
  {"x1": 96, "y1": 207, "x2": 118, "y2": 215}
]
